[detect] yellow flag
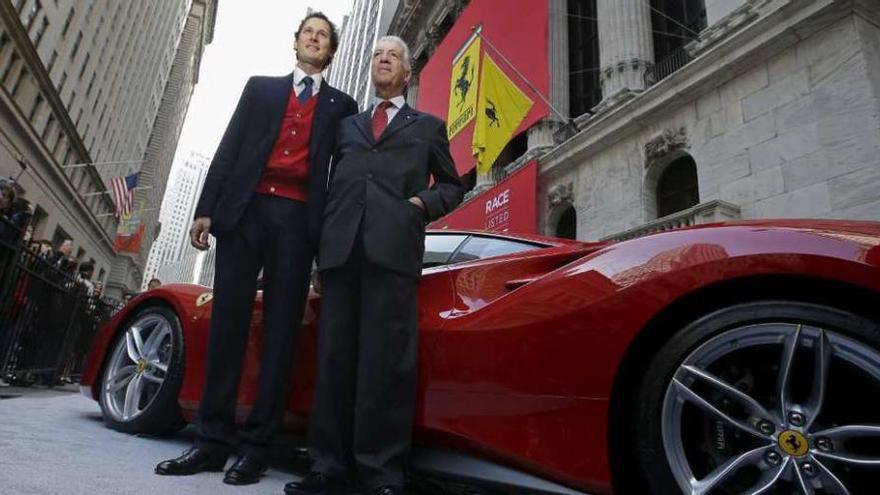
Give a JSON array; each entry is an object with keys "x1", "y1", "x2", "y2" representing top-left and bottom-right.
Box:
[
  {"x1": 446, "y1": 36, "x2": 481, "y2": 139},
  {"x1": 472, "y1": 53, "x2": 533, "y2": 174}
]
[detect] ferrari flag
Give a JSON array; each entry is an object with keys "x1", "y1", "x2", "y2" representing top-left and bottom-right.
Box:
[
  {"x1": 472, "y1": 53, "x2": 533, "y2": 174},
  {"x1": 446, "y1": 36, "x2": 481, "y2": 139}
]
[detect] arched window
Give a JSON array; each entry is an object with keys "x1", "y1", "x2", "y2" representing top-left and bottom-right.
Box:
[
  {"x1": 656, "y1": 155, "x2": 699, "y2": 217},
  {"x1": 556, "y1": 205, "x2": 577, "y2": 239}
]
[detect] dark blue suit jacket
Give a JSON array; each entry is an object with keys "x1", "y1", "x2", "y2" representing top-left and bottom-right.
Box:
[
  {"x1": 319, "y1": 104, "x2": 464, "y2": 277},
  {"x1": 194, "y1": 73, "x2": 359, "y2": 250}
]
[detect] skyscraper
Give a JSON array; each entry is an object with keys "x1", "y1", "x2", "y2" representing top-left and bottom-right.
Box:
[
  {"x1": 330, "y1": 0, "x2": 399, "y2": 110},
  {"x1": 142, "y1": 151, "x2": 209, "y2": 288}
]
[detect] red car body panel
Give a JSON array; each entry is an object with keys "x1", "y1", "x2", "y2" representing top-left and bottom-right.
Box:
[{"x1": 79, "y1": 220, "x2": 880, "y2": 494}]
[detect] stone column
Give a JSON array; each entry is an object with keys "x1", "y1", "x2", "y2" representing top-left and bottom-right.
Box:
[
  {"x1": 548, "y1": 0, "x2": 570, "y2": 120},
  {"x1": 474, "y1": 168, "x2": 494, "y2": 192},
  {"x1": 597, "y1": 0, "x2": 655, "y2": 100}
]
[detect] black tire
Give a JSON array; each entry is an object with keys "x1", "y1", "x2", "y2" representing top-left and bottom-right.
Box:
[
  {"x1": 631, "y1": 300, "x2": 880, "y2": 494},
  {"x1": 98, "y1": 305, "x2": 186, "y2": 435}
]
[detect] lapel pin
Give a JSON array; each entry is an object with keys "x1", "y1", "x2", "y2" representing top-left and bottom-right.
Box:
[{"x1": 330, "y1": 98, "x2": 335, "y2": 103}]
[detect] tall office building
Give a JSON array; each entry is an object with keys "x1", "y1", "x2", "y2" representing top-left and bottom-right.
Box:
[
  {"x1": 0, "y1": 0, "x2": 216, "y2": 297},
  {"x1": 142, "y1": 151, "x2": 209, "y2": 288},
  {"x1": 330, "y1": 0, "x2": 399, "y2": 110}
]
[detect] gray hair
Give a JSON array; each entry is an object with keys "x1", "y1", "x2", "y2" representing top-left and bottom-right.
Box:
[{"x1": 376, "y1": 35, "x2": 411, "y2": 71}]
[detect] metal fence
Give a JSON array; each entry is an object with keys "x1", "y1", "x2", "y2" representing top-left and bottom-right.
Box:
[{"x1": 0, "y1": 231, "x2": 118, "y2": 386}]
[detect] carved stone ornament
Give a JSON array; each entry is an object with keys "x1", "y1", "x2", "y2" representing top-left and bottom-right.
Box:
[
  {"x1": 548, "y1": 182, "x2": 574, "y2": 207},
  {"x1": 645, "y1": 127, "x2": 689, "y2": 167}
]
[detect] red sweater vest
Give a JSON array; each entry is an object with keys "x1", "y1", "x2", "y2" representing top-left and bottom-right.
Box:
[{"x1": 254, "y1": 90, "x2": 317, "y2": 202}]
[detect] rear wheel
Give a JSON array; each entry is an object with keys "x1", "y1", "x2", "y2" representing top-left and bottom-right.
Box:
[
  {"x1": 633, "y1": 301, "x2": 880, "y2": 494},
  {"x1": 98, "y1": 306, "x2": 185, "y2": 435}
]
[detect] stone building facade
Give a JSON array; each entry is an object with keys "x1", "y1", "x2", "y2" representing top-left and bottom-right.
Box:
[
  {"x1": 0, "y1": 0, "x2": 216, "y2": 297},
  {"x1": 389, "y1": 0, "x2": 880, "y2": 241}
]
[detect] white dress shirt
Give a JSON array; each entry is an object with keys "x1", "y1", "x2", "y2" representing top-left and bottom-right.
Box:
[
  {"x1": 371, "y1": 95, "x2": 407, "y2": 124},
  {"x1": 293, "y1": 66, "x2": 323, "y2": 97}
]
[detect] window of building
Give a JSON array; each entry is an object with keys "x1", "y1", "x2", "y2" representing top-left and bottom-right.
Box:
[
  {"x1": 33, "y1": 16, "x2": 49, "y2": 47},
  {"x1": 62, "y1": 8, "x2": 74, "y2": 36},
  {"x1": 47, "y1": 49, "x2": 58, "y2": 73},
  {"x1": 489, "y1": 131, "x2": 528, "y2": 183},
  {"x1": 42, "y1": 112, "x2": 55, "y2": 140},
  {"x1": 78, "y1": 53, "x2": 90, "y2": 80},
  {"x1": 649, "y1": 0, "x2": 707, "y2": 82},
  {"x1": 28, "y1": 94, "x2": 43, "y2": 121},
  {"x1": 2, "y1": 52, "x2": 20, "y2": 84},
  {"x1": 21, "y1": 0, "x2": 41, "y2": 31},
  {"x1": 70, "y1": 32, "x2": 83, "y2": 60},
  {"x1": 30, "y1": 204, "x2": 48, "y2": 239},
  {"x1": 568, "y1": 0, "x2": 601, "y2": 117},
  {"x1": 656, "y1": 155, "x2": 699, "y2": 217},
  {"x1": 51, "y1": 225, "x2": 71, "y2": 249},
  {"x1": 556, "y1": 205, "x2": 577, "y2": 239},
  {"x1": 86, "y1": 71, "x2": 96, "y2": 96}
]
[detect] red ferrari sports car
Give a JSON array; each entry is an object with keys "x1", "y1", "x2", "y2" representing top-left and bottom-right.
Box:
[{"x1": 80, "y1": 220, "x2": 880, "y2": 494}]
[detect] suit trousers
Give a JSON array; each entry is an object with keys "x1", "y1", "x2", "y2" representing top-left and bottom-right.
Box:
[
  {"x1": 195, "y1": 194, "x2": 312, "y2": 459},
  {"x1": 309, "y1": 230, "x2": 420, "y2": 490}
]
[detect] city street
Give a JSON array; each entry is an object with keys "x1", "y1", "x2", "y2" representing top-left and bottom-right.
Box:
[{"x1": 0, "y1": 387, "x2": 304, "y2": 495}]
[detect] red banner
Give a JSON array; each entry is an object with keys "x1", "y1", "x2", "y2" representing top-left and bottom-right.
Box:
[
  {"x1": 417, "y1": 0, "x2": 550, "y2": 176},
  {"x1": 429, "y1": 161, "x2": 537, "y2": 234},
  {"x1": 114, "y1": 224, "x2": 145, "y2": 254}
]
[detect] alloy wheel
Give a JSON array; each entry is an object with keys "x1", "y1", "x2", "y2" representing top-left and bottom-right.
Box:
[
  {"x1": 101, "y1": 314, "x2": 174, "y2": 422},
  {"x1": 662, "y1": 322, "x2": 880, "y2": 494}
]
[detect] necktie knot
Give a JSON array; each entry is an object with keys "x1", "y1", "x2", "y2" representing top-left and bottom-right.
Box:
[
  {"x1": 298, "y1": 76, "x2": 314, "y2": 105},
  {"x1": 371, "y1": 101, "x2": 394, "y2": 141}
]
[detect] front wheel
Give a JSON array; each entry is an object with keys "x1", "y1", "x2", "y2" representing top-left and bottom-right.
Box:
[
  {"x1": 98, "y1": 306, "x2": 185, "y2": 435},
  {"x1": 633, "y1": 301, "x2": 880, "y2": 494}
]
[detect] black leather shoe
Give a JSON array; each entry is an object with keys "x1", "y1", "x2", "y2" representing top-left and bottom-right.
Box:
[
  {"x1": 223, "y1": 454, "x2": 267, "y2": 485},
  {"x1": 155, "y1": 447, "x2": 227, "y2": 475},
  {"x1": 372, "y1": 487, "x2": 403, "y2": 495},
  {"x1": 283, "y1": 471, "x2": 348, "y2": 494}
]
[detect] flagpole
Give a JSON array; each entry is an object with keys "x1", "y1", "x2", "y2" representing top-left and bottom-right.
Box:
[
  {"x1": 96, "y1": 207, "x2": 159, "y2": 218},
  {"x1": 472, "y1": 25, "x2": 574, "y2": 123},
  {"x1": 62, "y1": 159, "x2": 145, "y2": 169},
  {"x1": 82, "y1": 186, "x2": 154, "y2": 197}
]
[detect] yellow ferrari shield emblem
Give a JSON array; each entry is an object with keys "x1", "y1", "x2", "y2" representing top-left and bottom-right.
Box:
[
  {"x1": 195, "y1": 292, "x2": 214, "y2": 307},
  {"x1": 778, "y1": 430, "x2": 809, "y2": 457}
]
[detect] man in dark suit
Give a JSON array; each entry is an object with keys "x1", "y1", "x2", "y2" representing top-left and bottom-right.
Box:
[
  {"x1": 285, "y1": 36, "x2": 464, "y2": 495},
  {"x1": 155, "y1": 13, "x2": 358, "y2": 486}
]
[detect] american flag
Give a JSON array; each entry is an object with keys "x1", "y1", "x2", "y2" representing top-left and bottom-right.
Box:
[{"x1": 111, "y1": 173, "x2": 138, "y2": 217}]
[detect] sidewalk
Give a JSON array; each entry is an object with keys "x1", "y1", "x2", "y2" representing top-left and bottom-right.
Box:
[{"x1": 0, "y1": 392, "x2": 303, "y2": 494}]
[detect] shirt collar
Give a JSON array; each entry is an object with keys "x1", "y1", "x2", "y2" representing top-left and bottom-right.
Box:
[
  {"x1": 372, "y1": 95, "x2": 406, "y2": 110},
  {"x1": 293, "y1": 66, "x2": 323, "y2": 92}
]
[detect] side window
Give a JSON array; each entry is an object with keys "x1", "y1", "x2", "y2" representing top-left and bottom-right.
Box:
[
  {"x1": 450, "y1": 236, "x2": 541, "y2": 264},
  {"x1": 423, "y1": 234, "x2": 468, "y2": 269}
]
